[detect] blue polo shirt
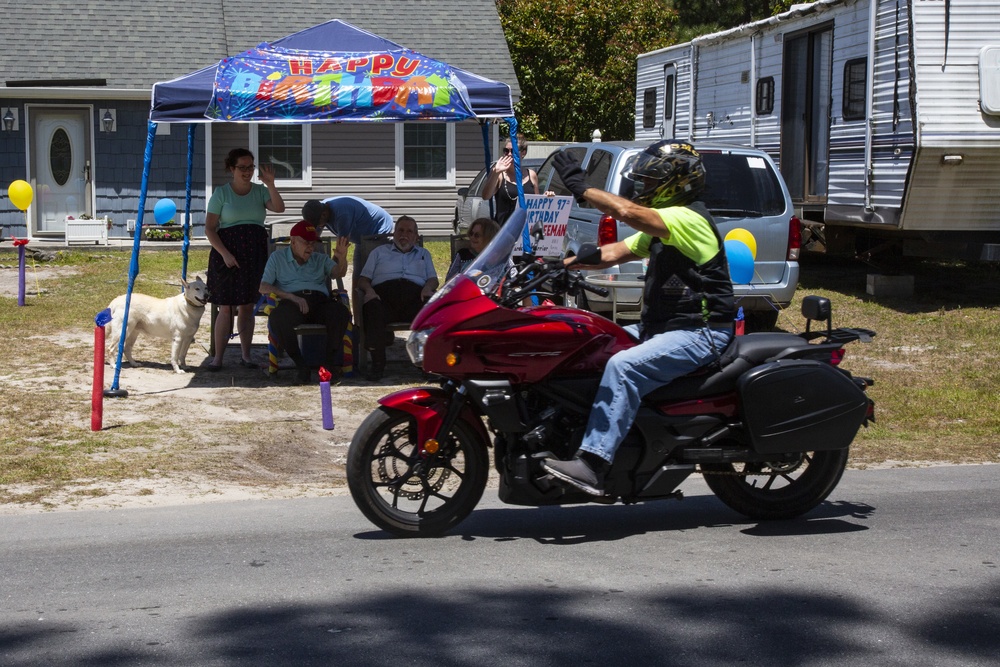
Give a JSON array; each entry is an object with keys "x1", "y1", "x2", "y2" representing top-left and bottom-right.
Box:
[
  {"x1": 322, "y1": 196, "x2": 394, "y2": 244},
  {"x1": 361, "y1": 243, "x2": 436, "y2": 288},
  {"x1": 261, "y1": 246, "x2": 339, "y2": 296}
]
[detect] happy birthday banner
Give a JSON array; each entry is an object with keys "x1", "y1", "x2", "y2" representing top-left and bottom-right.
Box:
[{"x1": 208, "y1": 45, "x2": 476, "y2": 122}]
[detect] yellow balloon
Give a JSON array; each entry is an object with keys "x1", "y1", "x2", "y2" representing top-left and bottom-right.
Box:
[
  {"x1": 725, "y1": 227, "x2": 757, "y2": 259},
  {"x1": 8, "y1": 179, "x2": 34, "y2": 211}
]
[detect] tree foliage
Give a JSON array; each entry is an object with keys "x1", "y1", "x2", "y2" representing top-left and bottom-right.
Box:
[
  {"x1": 496, "y1": 0, "x2": 798, "y2": 141},
  {"x1": 496, "y1": 0, "x2": 679, "y2": 142}
]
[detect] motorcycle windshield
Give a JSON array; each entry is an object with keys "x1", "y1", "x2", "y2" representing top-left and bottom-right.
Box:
[{"x1": 441, "y1": 208, "x2": 528, "y2": 297}]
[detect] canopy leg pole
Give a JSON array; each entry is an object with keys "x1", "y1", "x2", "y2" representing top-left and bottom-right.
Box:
[
  {"x1": 480, "y1": 120, "x2": 496, "y2": 220},
  {"x1": 504, "y1": 116, "x2": 530, "y2": 255},
  {"x1": 182, "y1": 124, "x2": 195, "y2": 281},
  {"x1": 108, "y1": 120, "x2": 158, "y2": 395}
]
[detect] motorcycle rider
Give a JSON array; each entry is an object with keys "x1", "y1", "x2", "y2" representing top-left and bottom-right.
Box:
[{"x1": 542, "y1": 141, "x2": 736, "y2": 495}]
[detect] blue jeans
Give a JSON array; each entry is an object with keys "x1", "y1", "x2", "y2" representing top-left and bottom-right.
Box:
[{"x1": 578, "y1": 325, "x2": 733, "y2": 463}]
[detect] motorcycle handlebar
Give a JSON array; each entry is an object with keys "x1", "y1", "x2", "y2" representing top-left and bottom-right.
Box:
[{"x1": 581, "y1": 280, "x2": 609, "y2": 298}]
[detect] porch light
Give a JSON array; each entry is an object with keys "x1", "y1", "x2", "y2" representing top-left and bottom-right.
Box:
[
  {"x1": 101, "y1": 109, "x2": 116, "y2": 133},
  {"x1": 2, "y1": 108, "x2": 15, "y2": 132}
]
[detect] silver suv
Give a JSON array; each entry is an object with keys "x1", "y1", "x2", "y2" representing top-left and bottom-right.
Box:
[{"x1": 536, "y1": 141, "x2": 801, "y2": 331}]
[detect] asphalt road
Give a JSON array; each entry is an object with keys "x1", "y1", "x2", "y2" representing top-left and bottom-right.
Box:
[{"x1": 2, "y1": 465, "x2": 998, "y2": 666}]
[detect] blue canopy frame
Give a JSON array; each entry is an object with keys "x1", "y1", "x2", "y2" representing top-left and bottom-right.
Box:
[{"x1": 109, "y1": 19, "x2": 528, "y2": 393}]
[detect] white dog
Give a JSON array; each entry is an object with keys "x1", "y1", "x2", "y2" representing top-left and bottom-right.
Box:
[{"x1": 107, "y1": 275, "x2": 209, "y2": 374}]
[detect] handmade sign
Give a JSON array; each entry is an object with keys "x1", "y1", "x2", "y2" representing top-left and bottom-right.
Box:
[
  {"x1": 512, "y1": 195, "x2": 573, "y2": 257},
  {"x1": 209, "y1": 45, "x2": 475, "y2": 122}
]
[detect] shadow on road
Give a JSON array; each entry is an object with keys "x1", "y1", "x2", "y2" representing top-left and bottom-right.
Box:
[{"x1": 3, "y1": 580, "x2": 995, "y2": 666}]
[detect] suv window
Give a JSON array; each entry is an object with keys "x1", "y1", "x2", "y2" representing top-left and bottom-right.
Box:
[
  {"x1": 468, "y1": 165, "x2": 491, "y2": 198},
  {"x1": 541, "y1": 147, "x2": 588, "y2": 198},
  {"x1": 580, "y1": 149, "x2": 614, "y2": 209},
  {"x1": 700, "y1": 152, "x2": 785, "y2": 216}
]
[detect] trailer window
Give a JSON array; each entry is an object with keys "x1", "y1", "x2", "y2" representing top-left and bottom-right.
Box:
[
  {"x1": 642, "y1": 88, "x2": 657, "y2": 128},
  {"x1": 843, "y1": 58, "x2": 867, "y2": 121},
  {"x1": 663, "y1": 67, "x2": 675, "y2": 122},
  {"x1": 756, "y1": 77, "x2": 774, "y2": 115}
]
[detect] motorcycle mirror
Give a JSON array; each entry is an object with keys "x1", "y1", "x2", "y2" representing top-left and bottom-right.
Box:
[
  {"x1": 530, "y1": 221, "x2": 545, "y2": 243},
  {"x1": 572, "y1": 243, "x2": 602, "y2": 266}
]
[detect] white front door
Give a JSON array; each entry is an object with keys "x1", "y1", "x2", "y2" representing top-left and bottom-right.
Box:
[{"x1": 29, "y1": 107, "x2": 92, "y2": 235}]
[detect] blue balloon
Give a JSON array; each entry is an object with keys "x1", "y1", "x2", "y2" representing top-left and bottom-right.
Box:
[
  {"x1": 725, "y1": 239, "x2": 754, "y2": 284},
  {"x1": 153, "y1": 198, "x2": 177, "y2": 225}
]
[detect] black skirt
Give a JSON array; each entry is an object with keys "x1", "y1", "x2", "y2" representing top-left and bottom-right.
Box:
[{"x1": 207, "y1": 224, "x2": 268, "y2": 306}]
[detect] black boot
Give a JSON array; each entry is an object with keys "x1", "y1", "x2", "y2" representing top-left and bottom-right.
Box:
[
  {"x1": 366, "y1": 348, "x2": 386, "y2": 381},
  {"x1": 542, "y1": 452, "x2": 609, "y2": 495},
  {"x1": 290, "y1": 353, "x2": 311, "y2": 385}
]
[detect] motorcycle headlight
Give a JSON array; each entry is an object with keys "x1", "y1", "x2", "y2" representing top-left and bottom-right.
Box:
[{"x1": 406, "y1": 328, "x2": 433, "y2": 366}]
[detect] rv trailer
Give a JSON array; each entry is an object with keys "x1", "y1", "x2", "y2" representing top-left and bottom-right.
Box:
[{"x1": 635, "y1": 0, "x2": 1000, "y2": 260}]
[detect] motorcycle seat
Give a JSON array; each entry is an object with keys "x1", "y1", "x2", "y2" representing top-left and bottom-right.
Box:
[{"x1": 644, "y1": 332, "x2": 808, "y2": 402}]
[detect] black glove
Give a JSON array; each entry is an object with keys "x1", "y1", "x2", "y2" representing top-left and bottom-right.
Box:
[{"x1": 553, "y1": 152, "x2": 589, "y2": 203}]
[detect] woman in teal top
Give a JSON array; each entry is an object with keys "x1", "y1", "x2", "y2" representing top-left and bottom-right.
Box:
[{"x1": 205, "y1": 148, "x2": 285, "y2": 370}]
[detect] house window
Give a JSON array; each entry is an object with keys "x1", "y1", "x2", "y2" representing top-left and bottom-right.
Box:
[
  {"x1": 642, "y1": 88, "x2": 657, "y2": 128},
  {"x1": 249, "y1": 124, "x2": 312, "y2": 187},
  {"x1": 756, "y1": 76, "x2": 775, "y2": 115},
  {"x1": 395, "y1": 122, "x2": 455, "y2": 187},
  {"x1": 843, "y1": 58, "x2": 867, "y2": 121}
]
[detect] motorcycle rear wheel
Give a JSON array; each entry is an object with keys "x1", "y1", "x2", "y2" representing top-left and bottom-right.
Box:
[
  {"x1": 701, "y1": 449, "x2": 849, "y2": 520},
  {"x1": 347, "y1": 407, "x2": 489, "y2": 537}
]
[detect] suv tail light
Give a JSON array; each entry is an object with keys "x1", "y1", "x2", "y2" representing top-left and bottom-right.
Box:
[
  {"x1": 598, "y1": 214, "x2": 618, "y2": 246},
  {"x1": 787, "y1": 215, "x2": 802, "y2": 261}
]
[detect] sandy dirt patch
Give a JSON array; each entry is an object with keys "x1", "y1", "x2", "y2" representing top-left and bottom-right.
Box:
[{"x1": 0, "y1": 261, "x2": 434, "y2": 515}]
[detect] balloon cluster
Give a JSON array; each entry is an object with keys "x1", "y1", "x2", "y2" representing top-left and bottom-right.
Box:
[{"x1": 724, "y1": 228, "x2": 757, "y2": 284}]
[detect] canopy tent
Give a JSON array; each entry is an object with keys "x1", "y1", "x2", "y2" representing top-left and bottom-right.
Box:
[
  {"x1": 108, "y1": 19, "x2": 529, "y2": 394},
  {"x1": 150, "y1": 20, "x2": 515, "y2": 122}
]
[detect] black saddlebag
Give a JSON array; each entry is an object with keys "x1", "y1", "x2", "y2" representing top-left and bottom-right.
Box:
[{"x1": 738, "y1": 360, "x2": 869, "y2": 454}]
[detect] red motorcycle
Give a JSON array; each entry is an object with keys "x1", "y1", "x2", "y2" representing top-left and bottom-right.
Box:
[{"x1": 347, "y1": 213, "x2": 875, "y2": 537}]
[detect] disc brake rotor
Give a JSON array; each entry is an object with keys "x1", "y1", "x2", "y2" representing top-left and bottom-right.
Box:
[{"x1": 376, "y1": 428, "x2": 452, "y2": 500}]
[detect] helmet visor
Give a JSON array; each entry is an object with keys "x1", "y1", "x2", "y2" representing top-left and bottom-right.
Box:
[{"x1": 619, "y1": 153, "x2": 660, "y2": 202}]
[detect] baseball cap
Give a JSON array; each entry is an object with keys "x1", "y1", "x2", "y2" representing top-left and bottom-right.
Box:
[{"x1": 290, "y1": 220, "x2": 319, "y2": 242}]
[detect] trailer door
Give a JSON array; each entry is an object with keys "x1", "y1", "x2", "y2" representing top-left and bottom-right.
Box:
[{"x1": 780, "y1": 27, "x2": 832, "y2": 203}]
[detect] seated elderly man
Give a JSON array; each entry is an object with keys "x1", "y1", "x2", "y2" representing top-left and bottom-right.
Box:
[
  {"x1": 356, "y1": 215, "x2": 438, "y2": 381},
  {"x1": 259, "y1": 221, "x2": 351, "y2": 384}
]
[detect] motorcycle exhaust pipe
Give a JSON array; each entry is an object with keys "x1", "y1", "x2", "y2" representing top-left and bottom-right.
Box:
[{"x1": 700, "y1": 424, "x2": 734, "y2": 446}]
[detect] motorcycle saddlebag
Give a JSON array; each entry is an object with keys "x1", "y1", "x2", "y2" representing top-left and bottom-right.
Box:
[{"x1": 738, "y1": 359, "x2": 868, "y2": 454}]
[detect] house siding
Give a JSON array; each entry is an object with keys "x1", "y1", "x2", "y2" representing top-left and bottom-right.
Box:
[
  {"x1": 1, "y1": 99, "x2": 206, "y2": 239},
  {"x1": 211, "y1": 121, "x2": 494, "y2": 238}
]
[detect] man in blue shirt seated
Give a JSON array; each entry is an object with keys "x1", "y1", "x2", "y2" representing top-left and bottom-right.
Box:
[
  {"x1": 356, "y1": 215, "x2": 439, "y2": 381},
  {"x1": 259, "y1": 221, "x2": 351, "y2": 384}
]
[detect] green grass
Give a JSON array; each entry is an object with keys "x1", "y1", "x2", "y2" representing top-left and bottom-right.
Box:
[{"x1": 783, "y1": 254, "x2": 1000, "y2": 466}]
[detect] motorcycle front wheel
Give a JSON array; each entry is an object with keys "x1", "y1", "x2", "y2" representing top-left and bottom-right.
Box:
[
  {"x1": 700, "y1": 449, "x2": 849, "y2": 520},
  {"x1": 347, "y1": 407, "x2": 489, "y2": 537}
]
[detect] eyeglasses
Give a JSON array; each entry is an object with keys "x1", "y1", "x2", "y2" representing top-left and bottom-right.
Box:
[
  {"x1": 502, "y1": 148, "x2": 514, "y2": 155},
  {"x1": 235, "y1": 164, "x2": 255, "y2": 172}
]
